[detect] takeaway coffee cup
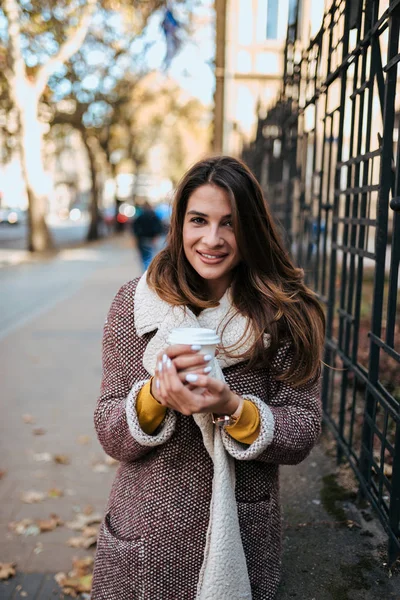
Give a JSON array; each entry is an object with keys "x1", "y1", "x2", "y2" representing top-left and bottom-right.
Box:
[{"x1": 167, "y1": 327, "x2": 220, "y2": 392}]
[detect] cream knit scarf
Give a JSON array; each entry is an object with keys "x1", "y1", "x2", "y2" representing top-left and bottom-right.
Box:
[{"x1": 134, "y1": 273, "x2": 270, "y2": 600}]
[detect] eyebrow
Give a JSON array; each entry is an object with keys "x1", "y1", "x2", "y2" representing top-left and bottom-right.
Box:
[{"x1": 187, "y1": 210, "x2": 232, "y2": 218}]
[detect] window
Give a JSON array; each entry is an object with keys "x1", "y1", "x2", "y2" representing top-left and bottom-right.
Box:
[
  {"x1": 266, "y1": 0, "x2": 279, "y2": 40},
  {"x1": 265, "y1": 0, "x2": 298, "y2": 41}
]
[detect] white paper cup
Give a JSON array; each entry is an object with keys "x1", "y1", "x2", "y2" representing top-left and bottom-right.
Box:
[{"x1": 167, "y1": 327, "x2": 220, "y2": 394}]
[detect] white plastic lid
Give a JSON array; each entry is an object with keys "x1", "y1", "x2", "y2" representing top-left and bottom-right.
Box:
[{"x1": 168, "y1": 327, "x2": 220, "y2": 346}]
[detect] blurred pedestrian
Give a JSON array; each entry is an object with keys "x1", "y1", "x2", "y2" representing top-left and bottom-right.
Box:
[
  {"x1": 92, "y1": 156, "x2": 325, "y2": 599},
  {"x1": 131, "y1": 201, "x2": 163, "y2": 269}
]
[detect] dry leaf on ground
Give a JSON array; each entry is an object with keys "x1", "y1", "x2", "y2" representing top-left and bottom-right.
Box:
[
  {"x1": 104, "y1": 456, "x2": 118, "y2": 466},
  {"x1": 0, "y1": 562, "x2": 16, "y2": 580},
  {"x1": 83, "y1": 505, "x2": 94, "y2": 515},
  {"x1": 0, "y1": 470, "x2": 6, "y2": 479},
  {"x1": 67, "y1": 535, "x2": 97, "y2": 549},
  {"x1": 55, "y1": 557, "x2": 94, "y2": 597},
  {"x1": 66, "y1": 513, "x2": 102, "y2": 531},
  {"x1": 77, "y1": 435, "x2": 91, "y2": 445},
  {"x1": 92, "y1": 463, "x2": 109, "y2": 473},
  {"x1": 32, "y1": 428, "x2": 46, "y2": 436},
  {"x1": 22, "y1": 414, "x2": 35, "y2": 424},
  {"x1": 48, "y1": 487, "x2": 64, "y2": 498},
  {"x1": 33, "y1": 452, "x2": 52, "y2": 462},
  {"x1": 20, "y1": 490, "x2": 46, "y2": 503},
  {"x1": 36, "y1": 514, "x2": 63, "y2": 532},
  {"x1": 53, "y1": 454, "x2": 70, "y2": 465}
]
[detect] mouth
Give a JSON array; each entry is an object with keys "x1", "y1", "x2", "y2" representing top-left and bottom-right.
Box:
[{"x1": 196, "y1": 250, "x2": 229, "y2": 264}]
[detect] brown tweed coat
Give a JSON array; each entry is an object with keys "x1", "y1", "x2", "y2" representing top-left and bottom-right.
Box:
[{"x1": 92, "y1": 278, "x2": 322, "y2": 600}]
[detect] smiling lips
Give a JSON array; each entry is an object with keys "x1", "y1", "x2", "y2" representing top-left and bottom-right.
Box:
[{"x1": 197, "y1": 250, "x2": 229, "y2": 264}]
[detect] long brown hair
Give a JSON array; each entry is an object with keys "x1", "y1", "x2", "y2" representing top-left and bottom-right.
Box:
[{"x1": 147, "y1": 155, "x2": 325, "y2": 386}]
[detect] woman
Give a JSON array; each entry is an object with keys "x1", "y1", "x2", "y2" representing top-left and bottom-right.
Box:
[{"x1": 92, "y1": 156, "x2": 325, "y2": 600}]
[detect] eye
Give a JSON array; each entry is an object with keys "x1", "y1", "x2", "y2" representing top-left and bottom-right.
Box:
[
  {"x1": 190, "y1": 217, "x2": 206, "y2": 224},
  {"x1": 223, "y1": 220, "x2": 233, "y2": 228}
]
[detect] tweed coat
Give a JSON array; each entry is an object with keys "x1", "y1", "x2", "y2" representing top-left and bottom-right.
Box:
[{"x1": 91, "y1": 278, "x2": 322, "y2": 600}]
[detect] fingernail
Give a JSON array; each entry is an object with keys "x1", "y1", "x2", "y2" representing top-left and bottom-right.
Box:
[
  {"x1": 203, "y1": 354, "x2": 213, "y2": 362},
  {"x1": 191, "y1": 344, "x2": 202, "y2": 351},
  {"x1": 167, "y1": 358, "x2": 172, "y2": 368},
  {"x1": 204, "y1": 366, "x2": 212, "y2": 373},
  {"x1": 158, "y1": 361, "x2": 162, "y2": 372},
  {"x1": 185, "y1": 373, "x2": 199, "y2": 383},
  {"x1": 156, "y1": 379, "x2": 160, "y2": 389},
  {"x1": 162, "y1": 354, "x2": 168, "y2": 363}
]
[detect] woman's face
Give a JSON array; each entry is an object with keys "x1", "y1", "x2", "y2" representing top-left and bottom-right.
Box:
[{"x1": 182, "y1": 184, "x2": 240, "y2": 298}]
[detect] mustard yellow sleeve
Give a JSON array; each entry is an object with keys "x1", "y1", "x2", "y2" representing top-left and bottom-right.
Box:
[
  {"x1": 225, "y1": 399, "x2": 260, "y2": 445},
  {"x1": 136, "y1": 380, "x2": 167, "y2": 435}
]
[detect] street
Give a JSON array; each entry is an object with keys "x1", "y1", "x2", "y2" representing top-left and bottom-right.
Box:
[{"x1": 0, "y1": 221, "x2": 93, "y2": 251}]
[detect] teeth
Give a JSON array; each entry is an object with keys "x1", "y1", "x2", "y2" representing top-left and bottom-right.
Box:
[{"x1": 201, "y1": 253, "x2": 223, "y2": 259}]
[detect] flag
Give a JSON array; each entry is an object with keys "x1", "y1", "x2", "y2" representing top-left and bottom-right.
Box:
[{"x1": 161, "y1": 8, "x2": 181, "y2": 69}]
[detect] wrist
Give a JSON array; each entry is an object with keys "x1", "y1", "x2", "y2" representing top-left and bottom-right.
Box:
[
  {"x1": 226, "y1": 392, "x2": 242, "y2": 417},
  {"x1": 150, "y1": 377, "x2": 162, "y2": 404}
]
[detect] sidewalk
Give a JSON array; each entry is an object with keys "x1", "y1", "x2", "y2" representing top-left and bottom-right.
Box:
[{"x1": 0, "y1": 236, "x2": 398, "y2": 599}]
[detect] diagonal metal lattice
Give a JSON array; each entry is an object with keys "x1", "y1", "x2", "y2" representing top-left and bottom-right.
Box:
[{"x1": 244, "y1": 0, "x2": 400, "y2": 564}]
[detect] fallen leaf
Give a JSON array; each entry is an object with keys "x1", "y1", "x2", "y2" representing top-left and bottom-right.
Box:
[
  {"x1": 21, "y1": 591, "x2": 28, "y2": 597},
  {"x1": 9, "y1": 518, "x2": 34, "y2": 535},
  {"x1": 67, "y1": 535, "x2": 97, "y2": 549},
  {"x1": 82, "y1": 525, "x2": 99, "y2": 538},
  {"x1": 32, "y1": 428, "x2": 46, "y2": 436},
  {"x1": 83, "y1": 505, "x2": 93, "y2": 515},
  {"x1": 48, "y1": 487, "x2": 64, "y2": 498},
  {"x1": 55, "y1": 558, "x2": 94, "y2": 596},
  {"x1": 0, "y1": 562, "x2": 16, "y2": 580},
  {"x1": 0, "y1": 470, "x2": 6, "y2": 479},
  {"x1": 72, "y1": 556, "x2": 94, "y2": 576},
  {"x1": 37, "y1": 514, "x2": 63, "y2": 532},
  {"x1": 20, "y1": 490, "x2": 46, "y2": 503},
  {"x1": 33, "y1": 452, "x2": 52, "y2": 462},
  {"x1": 33, "y1": 543, "x2": 43, "y2": 555},
  {"x1": 104, "y1": 456, "x2": 118, "y2": 466},
  {"x1": 66, "y1": 513, "x2": 102, "y2": 531},
  {"x1": 77, "y1": 435, "x2": 91, "y2": 445},
  {"x1": 53, "y1": 454, "x2": 70, "y2": 465},
  {"x1": 22, "y1": 414, "x2": 35, "y2": 424},
  {"x1": 92, "y1": 464, "x2": 109, "y2": 473}
]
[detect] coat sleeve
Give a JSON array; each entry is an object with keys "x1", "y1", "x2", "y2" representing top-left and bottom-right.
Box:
[
  {"x1": 94, "y1": 284, "x2": 176, "y2": 463},
  {"x1": 221, "y1": 342, "x2": 322, "y2": 465}
]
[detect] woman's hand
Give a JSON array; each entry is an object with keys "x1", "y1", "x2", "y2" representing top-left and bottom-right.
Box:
[{"x1": 152, "y1": 349, "x2": 240, "y2": 417}]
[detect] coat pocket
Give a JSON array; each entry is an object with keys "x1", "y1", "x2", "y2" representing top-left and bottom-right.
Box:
[
  {"x1": 237, "y1": 498, "x2": 272, "y2": 591},
  {"x1": 92, "y1": 512, "x2": 145, "y2": 600}
]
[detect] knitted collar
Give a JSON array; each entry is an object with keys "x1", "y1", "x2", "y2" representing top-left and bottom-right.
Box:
[{"x1": 134, "y1": 271, "x2": 269, "y2": 374}]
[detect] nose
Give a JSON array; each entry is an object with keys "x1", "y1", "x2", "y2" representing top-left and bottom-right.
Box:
[{"x1": 203, "y1": 225, "x2": 223, "y2": 247}]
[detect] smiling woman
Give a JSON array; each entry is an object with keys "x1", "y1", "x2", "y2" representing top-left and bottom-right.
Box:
[{"x1": 92, "y1": 155, "x2": 325, "y2": 600}]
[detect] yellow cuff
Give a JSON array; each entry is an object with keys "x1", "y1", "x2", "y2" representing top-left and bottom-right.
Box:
[
  {"x1": 225, "y1": 399, "x2": 260, "y2": 445},
  {"x1": 136, "y1": 380, "x2": 167, "y2": 435}
]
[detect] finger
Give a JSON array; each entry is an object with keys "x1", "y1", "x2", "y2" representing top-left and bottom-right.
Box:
[
  {"x1": 184, "y1": 373, "x2": 224, "y2": 394},
  {"x1": 178, "y1": 365, "x2": 212, "y2": 383},
  {"x1": 164, "y1": 344, "x2": 203, "y2": 359},
  {"x1": 174, "y1": 353, "x2": 214, "y2": 372},
  {"x1": 164, "y1": 355, "x2": 184, "y2": 396},
  {"x1": 157, "y1": 356, "x2": 168, "y2": 404}
]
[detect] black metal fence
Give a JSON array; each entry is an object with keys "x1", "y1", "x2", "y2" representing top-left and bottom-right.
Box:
[{"x1": 243, "y1": 0, "x2": 400, "y2": 564}]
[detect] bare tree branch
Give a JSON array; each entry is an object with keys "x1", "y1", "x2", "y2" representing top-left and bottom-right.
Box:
[
  {"x1": 2, "y1": 0, "x2": 26, "y2": 83},
  {"x1": 35, "y1": 0, "x2": 98, "y2": 95}
]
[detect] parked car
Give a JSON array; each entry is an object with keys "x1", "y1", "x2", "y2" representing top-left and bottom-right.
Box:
[{"x1": 0, "y1": 207, "x2": 27, "y2": 225}]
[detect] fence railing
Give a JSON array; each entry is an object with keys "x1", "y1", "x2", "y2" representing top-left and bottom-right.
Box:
[{"x1": 243, "y1": 0, "x2": 400, "y2": 564}]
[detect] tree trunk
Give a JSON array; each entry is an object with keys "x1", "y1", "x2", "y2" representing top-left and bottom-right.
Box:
[
  {"x1": 81, "y1": 131, "x2": 100, "y2": 241},
  {"x1": 19, "y1": 86, "x2": 53, "y2": 252}
]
